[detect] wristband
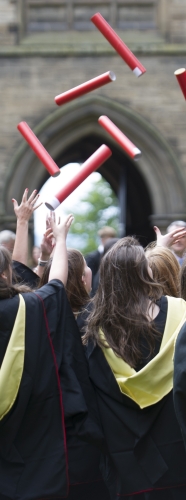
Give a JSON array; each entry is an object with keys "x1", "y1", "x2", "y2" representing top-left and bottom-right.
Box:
[{"x1": 38, "y1": 258, "x2": 48, "y2": 267}]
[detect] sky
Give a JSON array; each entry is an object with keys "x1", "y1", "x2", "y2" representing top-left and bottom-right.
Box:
[{"x1": 34, "y1": 163, "x2": 101, "y2": 247}]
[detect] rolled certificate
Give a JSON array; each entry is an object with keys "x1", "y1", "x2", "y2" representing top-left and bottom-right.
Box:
[
  {"x1": 98, "y1": 115, "x2": 141, "y2": 160},
  {"x1": 174, "y1": 68, "x2": 186, "y2": 100},
  {"x1": 45, "y1": 144, "x2": 112, "y2": 210},
  {"x1": 17, "y1": 122, "x2": 60, "y2": 177},
  {"x1": 55, "y1": 71, "x2": 116, "y2": 106},
  {"x1": 91, "y1": 13, "x2": 146, "y2": 77}
]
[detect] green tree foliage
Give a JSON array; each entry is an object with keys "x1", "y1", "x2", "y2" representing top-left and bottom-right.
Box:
[{"x1": 66, "y1": 176, "x2": 119, "y2": 254}]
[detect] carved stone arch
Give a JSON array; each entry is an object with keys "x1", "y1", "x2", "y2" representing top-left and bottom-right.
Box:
[{"x1": 4, "y1": 95, "x2": 186, "y2": 241}]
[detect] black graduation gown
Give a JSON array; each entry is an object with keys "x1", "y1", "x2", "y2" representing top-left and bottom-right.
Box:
[
  {"x1": 0, "y1": 279, "x2": 109, "y2": 500},
  {"x1": 173, "y1": 322, "x2": 186, "y2": 453},
  {"x1": 57, "y1": 297, "x2": 110, "y2": 500},
  {"x1": 86, "y1": 297, "x2": 186, "y2": 500},
  {"x1": 12, "y1": 260, "x2": 39, "y2": 288},
  {"x1": 0, "y1": 280, "x2": 69, "y2": 500}
]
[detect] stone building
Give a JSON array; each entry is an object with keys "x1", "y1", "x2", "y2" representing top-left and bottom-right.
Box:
[{"x1": 0, "y1": 0, "x2": 186, "y2": 243}]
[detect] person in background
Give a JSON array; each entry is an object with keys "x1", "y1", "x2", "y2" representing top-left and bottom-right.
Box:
[
  {"x1": 92, "y1": 237, "x2": 120, "y2": 296},
  {"x1": 85, "y1": 226, "x2": 117, "y2": 294},
  {"x1": 166, "y1": 220, "x2": 186, "y2": 265},
  {"x1": 0, "y1": 229, "x2": 16, "y2": 254},
  {"x1": 153, "y1": 223, "x2": 186, "y2": 260}
]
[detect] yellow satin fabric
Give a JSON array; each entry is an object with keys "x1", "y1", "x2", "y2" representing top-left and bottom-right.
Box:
[
  {"x1": 100, "y1": 296, "x2": 186, "y2": 409},
  {"x1": 0, "y1": 294, "x2": 25, "y2": 420}
]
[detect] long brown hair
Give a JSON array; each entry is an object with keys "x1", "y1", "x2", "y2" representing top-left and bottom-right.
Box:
[
  {"x1": 0, "y1": 246, "x2": 32, "y2": 298},
  {"x1": 38, "y1": 249, "x2": 90, "y2": 312},
  {"x1": 146, "y1": 246, "x2": 180, "y2": 297},
  {"x1": 83, "y1": 237, "x2": 163, "y2": 369}
]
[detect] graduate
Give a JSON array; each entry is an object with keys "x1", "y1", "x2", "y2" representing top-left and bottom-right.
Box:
[
  {"x1": 37, "y1": 249, "x2": 110, "y2": 499},
  {"x1": 0, "y1": 189, "x2": 109, "y2": 500},
  {"x1": 0, "y1": 213, "x2": 75, "y2": 499},
  {"x1": 83, "y1": 236, "x2": 186, "y2": 500}
]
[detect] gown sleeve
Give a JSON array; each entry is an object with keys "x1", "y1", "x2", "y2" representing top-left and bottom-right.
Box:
[
  {"x1": 12, "y1": 260, "x2": 39, "y2": 288},
  {"x1": 173, "y1": 321, "x2": 186, "y2": 449}
]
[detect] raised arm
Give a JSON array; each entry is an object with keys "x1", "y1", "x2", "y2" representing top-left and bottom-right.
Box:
[
  {"x1": 12, "y1": 189, "x2": 42, "y2": 265},
  {"x1": 45, "y1": 213, "x2": 74, "y2": 285}
]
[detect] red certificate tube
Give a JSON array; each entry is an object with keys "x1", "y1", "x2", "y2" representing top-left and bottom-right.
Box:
[
  {"x1": 91, "y1": 13, "x2": 146, "y2": 77},
  {"x1": 17, "y1": 122, "x2": 60, "y2": 177},
  {"x1": 45, "y1": 144, "x2": 112, "y2": 210},
  {"x1": 174, "y1": 68, "x2": 186, "y2": 100},
  {"x1": 55, "y1": 71, "x2": 116, "y2": 106},
  {"x1": 98, "y1": 115, "x2": 141, "y2": 160}
]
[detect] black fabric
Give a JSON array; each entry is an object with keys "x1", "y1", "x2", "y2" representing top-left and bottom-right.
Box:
[
  {"x1": 85, "y1": 249, "x2": 102, "y2": 297},
  {"x1": 58, "y1": 296, "x2": 109, "y2": 499},
  {"x1": 136, "y1": 296, "x2": 167, "y2": 371},
  {"x1": 12, "y1": 260, "x2": 39, "y2": 288},
  {"x1": 173, "y1": 321, "x2": 186, "y2": 452},
  {"x1": 86, "y1": 296, "x2": 186, "y2": 499},
  {"x1": 0, "y1": 280, "x2": 68, "y2": 500},
  {"x1": 0, "y1": 280, "x2": 109, "y2": 500},
  {"x1": 91, "y1": 268, "x2": 100, "y2": 296},
  {"x1": 85, "y1": 249, "x2": 101, "y2": 277}
]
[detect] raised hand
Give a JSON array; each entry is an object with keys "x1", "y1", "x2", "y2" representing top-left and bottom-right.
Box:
[
  {"x1": 40, "y1": 232, "x2": 53, "y2": 260},
  {"x1": 45, "y1": 213, "x2": 74, "y2": 242},
  {"x1": 12, "y1": 188, "x2": 42, "y2": 266},
  {"x1": 12, "y1": 188, "x2": 42, "y2": 222},
  {"x1": 154, "y1": 225, "x2": 186, "y2": 248}
]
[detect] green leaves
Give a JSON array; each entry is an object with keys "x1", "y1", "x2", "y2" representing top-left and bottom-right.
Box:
[{"x1": 66, "y1": 176, "x2": 118, "y2": 254}]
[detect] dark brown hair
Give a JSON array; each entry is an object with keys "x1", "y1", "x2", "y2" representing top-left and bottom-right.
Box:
[
  {"x1": 146, "y1": 246, "x2": 180, "y2": 298},
  {"x1": 0, "y1": 246, "x2": 32, "y2": 298},
  {"x1": 83, "y1": 237, "x2": 163, "y2": 369},
  {"x1": 38, "y1": 249, "x2": 90, "y2": 312}
]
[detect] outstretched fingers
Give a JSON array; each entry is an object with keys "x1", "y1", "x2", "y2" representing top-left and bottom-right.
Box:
[
  {"x1": 172, "y1": 228, "x2": 186, "y2": 241},
  {"x1": 65, "y1": 214, "x2": 74, "y2": 229},
  {"x1": 22, "y1": 188, "x2": 29, "y2": 203}
]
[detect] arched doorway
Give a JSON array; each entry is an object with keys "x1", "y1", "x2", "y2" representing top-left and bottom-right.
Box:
[{"x1": 4, "y1": 95, "x2": 186, "y2": 245}]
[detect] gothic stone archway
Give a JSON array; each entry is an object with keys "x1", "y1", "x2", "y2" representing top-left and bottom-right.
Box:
[{"x1": 4, "y1": 95, "x2": 186, "y2": 245}]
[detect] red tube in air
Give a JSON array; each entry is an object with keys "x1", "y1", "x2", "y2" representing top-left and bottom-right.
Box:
[
  {"x1": 91, "y1": 13, "x2": 146, "y2": 77},
  {"x1": 174, "y1": 68, "x2": 186, "y2": 100},
  {"x1": 45, "y1": 144, "x2": 112, "y2": 210},
  {"x1": 55, "y1": 71, "x2": 116, "y2": 106},
  {"x1": 17, "y1": 122, "x2": 60, "y2": 177},
  {"x1": 98, "y1": 115, "x2": 141, "y2": 160}
]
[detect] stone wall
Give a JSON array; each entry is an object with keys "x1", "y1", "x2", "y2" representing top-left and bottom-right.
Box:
[
  {"x1": 0, "y1": 0, "x2": 186, "y2": 235},
  {"x1": 0, "y1": 0, "x2": 18, "y2": 45},
  {"x1": 0, "y1": 53, "x2": 186, "y2": 180}
]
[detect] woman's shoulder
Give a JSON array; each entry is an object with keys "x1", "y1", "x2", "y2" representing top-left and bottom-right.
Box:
[{"x1": 20, "y1": 279, "x2": 64, "y2": 303}]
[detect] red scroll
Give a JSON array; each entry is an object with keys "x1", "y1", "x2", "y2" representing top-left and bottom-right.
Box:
[
  {"x1": 45, "y1": 144, "x2": 112, "y2": 210},
  {"x1": 91, "y1": 12, "x2": 146, "y2": 77},
  {"x1": 174, "y1": 68, "x2": 186, "y2": 100},
  {"x1": 55, "y1": 71, "x2": 116, "y2": 106},
  {"x1": 98, "y1": 116, "x2": 141, "y2": 160},
  {"x1": 17, "y1": 122, "x2": 60, "y2": 177}
]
